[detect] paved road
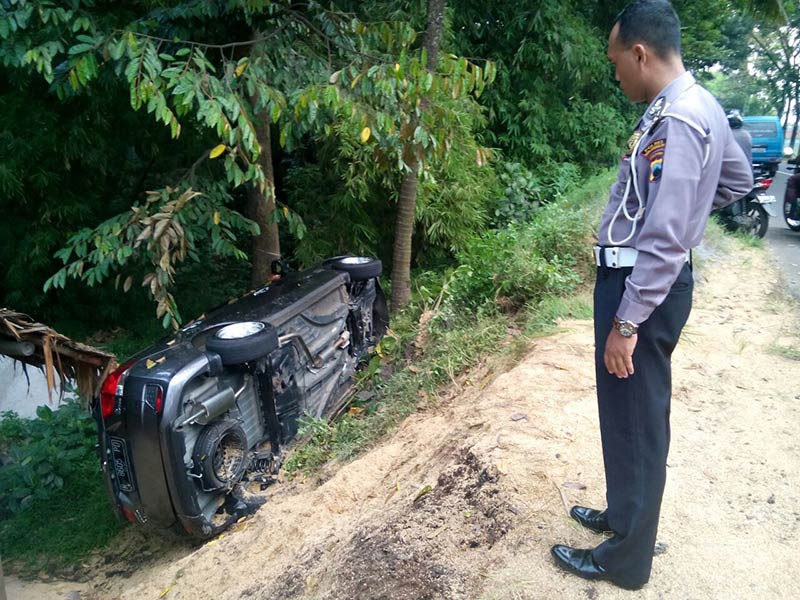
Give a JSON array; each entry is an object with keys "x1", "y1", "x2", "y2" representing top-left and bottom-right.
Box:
[{"x1": 764, "y1": 163, "x2": 800, "y2": 299}]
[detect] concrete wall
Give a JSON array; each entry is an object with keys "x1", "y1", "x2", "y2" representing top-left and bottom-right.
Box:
[{"x1": 0, "y1": 356, "x2": 67, "y2": 419}]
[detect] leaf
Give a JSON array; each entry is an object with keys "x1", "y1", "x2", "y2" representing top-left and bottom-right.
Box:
[
  {"x1": 282, "y1": 206, "x2": 289, "y2": 218},
  {"x1": 413, "y1": 484, "x2": 433, "y2": 503},
  {"x1": 209, "y1": 144, "x2": 227, "y2": 159},
  {"x1": 360, "y1": 127, "x2": 371, "y2": 143},
  {"x1": 123, "y1": 276, "x2": 133, "y2": 293},
  {"x1": 159, "y1": 584, "x2": 172, "y2": 598},
  {"x1": 213, "y1": 211, "x2": 220, "y2": 225},
  {"x1": 234, "y1": 61, "x2": 247, "y2": 78}
]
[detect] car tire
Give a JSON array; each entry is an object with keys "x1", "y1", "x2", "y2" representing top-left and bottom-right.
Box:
[
  {"x1": 206, "y1": 321, "x2": 279, "y2": 365},
  {"x1": 192, "y1": 420, "x2": 248, "y2": 491},
  {"x1": 324, "y1": 256, "x2": 382, "y2": 281}
]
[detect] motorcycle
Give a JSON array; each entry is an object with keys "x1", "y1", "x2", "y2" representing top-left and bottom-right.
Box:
[
  {"x1": 783, "y1": 162, "x2": 800, "y2": 232},
  {"x1": 717, "y1": 172, "x2": 776, "y2": 238}
]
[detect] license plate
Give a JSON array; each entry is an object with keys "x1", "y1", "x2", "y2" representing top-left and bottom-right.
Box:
[
  {"x1": 109, "y1": 436, "x2": 135, "y2": 493},
  {"x1": 756, "y1": 194, "x2": 776, "y2": 204}
]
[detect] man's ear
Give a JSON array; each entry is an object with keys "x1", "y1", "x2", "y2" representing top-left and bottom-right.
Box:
[{"x1": 632, "y1": 43, "x2": 647, "y2": 65}]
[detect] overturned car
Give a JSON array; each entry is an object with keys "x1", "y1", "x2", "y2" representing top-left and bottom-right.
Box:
[{"x1": 94, "y1": 257, "x2": 387, "y2": 538}]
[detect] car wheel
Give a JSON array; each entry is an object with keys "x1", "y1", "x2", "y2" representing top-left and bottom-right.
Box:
[
  {"x1": 324, "y1": 256, "x2": 382, "y2": 281},
  {"x1": 206, "y1": 321, "x2": 279, "y2": 365},
  {"x1": 192, "y1": 420, "x2": 249, "y2": 491}
]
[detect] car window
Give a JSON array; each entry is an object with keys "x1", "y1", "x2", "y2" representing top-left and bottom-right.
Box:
[{"x1": 743, "y1": 121, "x2": 778, "y2": 138}]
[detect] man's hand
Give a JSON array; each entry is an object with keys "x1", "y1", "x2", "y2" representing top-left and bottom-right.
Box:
[{"x1": 604, "y1": 328, "x2": 638, "y2": 378}]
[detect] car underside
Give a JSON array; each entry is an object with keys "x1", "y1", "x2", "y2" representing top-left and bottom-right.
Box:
[{"x1": 95, "y1": 257, "x2": 387, "y2": 538}]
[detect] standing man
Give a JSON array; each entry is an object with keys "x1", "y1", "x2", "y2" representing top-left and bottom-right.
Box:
[{"x1": 550, "y1": 0, "x2": 752, "y2": 591}]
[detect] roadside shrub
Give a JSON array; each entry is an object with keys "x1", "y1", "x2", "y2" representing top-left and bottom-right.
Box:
[
  {"x1": 489, "y1": 161, "x2": 582, "y2": 227},
  {"x1": 490, "y1": 162, "x2": 541, "y2": 226},
  {"x1": 0, "y1": 402, "x2": 97, "y2": 516},
  {"x1": 443, "y1": 197, "x2": 591, "y2": 313}
]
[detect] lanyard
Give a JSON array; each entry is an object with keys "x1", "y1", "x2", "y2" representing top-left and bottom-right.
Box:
[{"x1": 607, "y1": 86, "x2": 712, "y2": 246}]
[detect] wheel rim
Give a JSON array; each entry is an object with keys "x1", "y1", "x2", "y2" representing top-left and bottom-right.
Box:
[
  {"x1": 216, "y1": 321, "x2": 265, "y2": 339},
  {"x1": 745, "y1": 205, "x2": 765, "y2": 236},
  {"x1": 211, "y1": 431, "x2": 246, "y2": 484},
  {"x1": 338, "y1": 256, "x2": 372, "y2": 265}
]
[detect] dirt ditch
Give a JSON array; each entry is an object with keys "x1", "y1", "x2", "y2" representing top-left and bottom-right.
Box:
[{"x1": 7, "y1": 241, "x2": 800, "y2": 599}]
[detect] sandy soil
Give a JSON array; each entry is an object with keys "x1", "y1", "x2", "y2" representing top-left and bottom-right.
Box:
[{"x1": 7, "y1": 241, "x2": 800, "y2": 600}]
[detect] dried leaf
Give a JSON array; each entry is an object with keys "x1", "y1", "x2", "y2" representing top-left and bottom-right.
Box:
[
  {"x1": 360, "y1": 127, "x2": 371, "y2": 143},
  {"x1": 510, "y1": 413, "x2": 528, "y2": 422},
  {"x1": 348, "y1": 406, "x2": 365, "y2": 416},
  {"x1": 123, "y1": 276, "x2": 133, "y2": 293},
  {"x1": 413, "y1": 484, "x2": 433, "y2": 503},
  {"x1": 562, "y1": 481, "x2": 587, "y2": 491},
  {"x1": 209, "y1": 144, "x2": 227, "y2": 159}
]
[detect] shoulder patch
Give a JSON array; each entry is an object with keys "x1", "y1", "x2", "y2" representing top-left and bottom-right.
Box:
[
  {"x1": 649, "y1": 158, "x2": 663, "y2": 182},
  {"x1": 641, "y1": 138, "x2": 666, "y2": 159},
  {"x1": 642, "y1": 138, "x2": 666, "y2": 182}
]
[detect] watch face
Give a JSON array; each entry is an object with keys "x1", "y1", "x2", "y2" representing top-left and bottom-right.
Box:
[{"x1": 616, "y1": 319, "x2": 637, "y2": 337}]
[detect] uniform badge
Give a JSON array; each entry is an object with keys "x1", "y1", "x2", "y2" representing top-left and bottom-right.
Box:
[
  {"x1": 648, "y1": 96, "x2": 666, "y2": 119},
  {"x1": 625, "y1": 130, "x2": 643, "y2": 157},
  {"x1": 641, "y1": 138, "x2": 666, "y2": 182}
]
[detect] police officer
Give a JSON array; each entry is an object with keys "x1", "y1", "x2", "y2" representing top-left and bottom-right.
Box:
[{"x1": 550, "y1": 0, "x2": 753, "y2": 590}]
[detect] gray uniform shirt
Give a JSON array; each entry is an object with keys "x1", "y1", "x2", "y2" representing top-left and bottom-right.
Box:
[
  {"x1": 598, "y1": 72, "x2": 753, "y2": 325},
  {"x1": 731, "y1": 127, "x2": 753, "y2": 166}
]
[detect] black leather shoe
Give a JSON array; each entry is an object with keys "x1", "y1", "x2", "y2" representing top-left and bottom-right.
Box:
[
  {"x1": 570, "y1": 505, "x2": 612, "y2": 534},
  {"x1": 551, "y1": 545, "x2": 606, "y2": 581},
  {"x1": 550, "y1": 545, "x2": 643, "y2": 591}
]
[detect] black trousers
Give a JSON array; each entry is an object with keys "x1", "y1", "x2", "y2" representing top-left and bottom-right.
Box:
[{"x1": 590, "y1": 263, "x2": 693, "y2": 588}]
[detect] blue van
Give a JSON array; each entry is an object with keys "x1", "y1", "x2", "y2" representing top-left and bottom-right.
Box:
[{"x1": 743, "y1": 116, "x2": 784, "y2": 176}]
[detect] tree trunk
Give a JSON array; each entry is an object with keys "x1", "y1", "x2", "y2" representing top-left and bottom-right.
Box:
[
  {"x1": 247, "y1": 114, "x2": 281, "y2": 288},
  {"x1": 390, "y1": 0, "x2": 446, "y2": 310}
]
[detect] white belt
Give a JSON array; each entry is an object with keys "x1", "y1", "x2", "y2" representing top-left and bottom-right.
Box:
[{"x1": 593, "y1": 246, "x2": 690, "y2": 268}]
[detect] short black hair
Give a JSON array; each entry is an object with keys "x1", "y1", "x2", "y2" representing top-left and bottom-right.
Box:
[{"x1": 615, "y1": 0, "x2": 681, "y2": 59}]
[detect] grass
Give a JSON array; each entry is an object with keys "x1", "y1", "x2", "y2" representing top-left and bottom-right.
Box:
[
  {"x1": 768, "y1": 342, "x2": 800, "y2": 361},
  {"x1": 0, "y1": 461, "x2": 123, "y2": 575}
]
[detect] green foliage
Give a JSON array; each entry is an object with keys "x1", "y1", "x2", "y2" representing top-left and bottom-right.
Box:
[
  {"x1": 1, "y1": 0, "x2": 498, "y2": 326},
  {"x1": 0, "y1": 401, "x2": 123, "y2": 571},
  {"x1": 451, "y1": 1, "x2": 628, "y2": 171},
  {"x1": 0, "y1": 402, "x2": 97, "y2": 516},
  {"x1": 443, "y1": 199, "x2": 591, "y2": 313},
  {"x1": 489, "y1": 161, "x2": 581, "y2": 227}
]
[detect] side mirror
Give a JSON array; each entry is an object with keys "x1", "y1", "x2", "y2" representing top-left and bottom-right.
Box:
[{"x1": 785, "y1": 146, "x2": 795, "y2": 157}]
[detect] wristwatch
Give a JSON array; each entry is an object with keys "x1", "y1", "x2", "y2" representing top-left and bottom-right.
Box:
[{"x1": 613, "y1": 316, "x2": 639, "y2": 338}]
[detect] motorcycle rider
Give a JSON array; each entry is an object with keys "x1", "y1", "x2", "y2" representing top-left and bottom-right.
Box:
[
  {"x1": 786, "y1": 151, "x2": 800, "y2": 222},
  {"x1": 727, "y1": 109, "x2": 752, "y2": 167}
]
